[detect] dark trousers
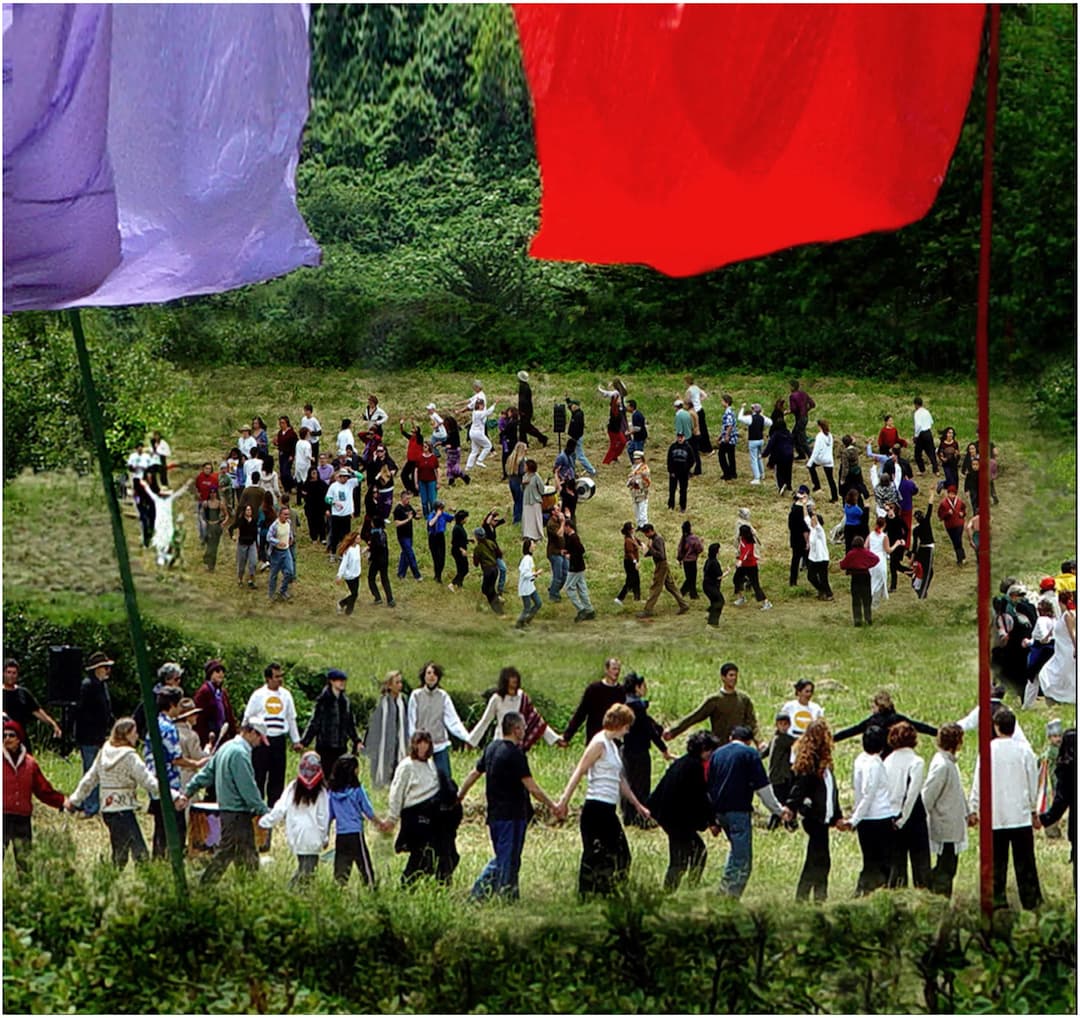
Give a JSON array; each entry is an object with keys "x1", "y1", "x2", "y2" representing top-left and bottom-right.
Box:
[
  {"x1": 519, "y1": 412, "x2": 548, "y2": 446},
  {"x1": 621, "y1": 751, "x2": 652, "y2": 827},
  {"x1": 914, "y1": 431, "x2": 938, "y2": 474},
  {"x1": 807, "y1": 560, "x2": 832, "y2": 597},
  {"x1": 451, "y1": 548, "x2": 469, "y2": 587},
  {"x1": 888, "y1": 547, "x2": 910, "y2": 590},
  {"x1": 888, "y1": 800, "x2": 931, "y2": 889},
  {"x1": 664, "y1": 829, "x2": 707, "y2": 890},
  {"x1": 775, "y1": 456, "x2": 793, "y2": 493},
  {"x1": 579, "y1": 800, "x2": 631, "y2": 897},
  {"x1": 103, "y1": 810, "x2": 149, "y2": 868},
  {"x1": 252, "y1": 735, "x2": 288, "y2": 809},
  {"x1": 481, "y1": 566, "x2": 501, "y2": 610},
  {"x1": 291, "y1": 854, "x2": 319, "y2": 887},
  {"x1": 808, "y1": 464, "x2": 838, "y2": 501},
  {"x1": 335, "y1": 831, "x2": 376, "y2": 886},
  {"x1": 368, "y1": 560, "x2": 393, "y2": 602},
  {"x1": 718, "y1": 442, "x2": 737, "y2": 480},
  {"x1": 914, "y1": 545, "x2": 934, "y2": 599},
  {"x1": 396, "y1": 537, "x2": 421, "y2": 579},
  {"x1": 616, "y1": 559, "x2": 641, "y2": 601},
  {"x1": 201, "y1": 810, "x2": 258, "y2": 884},
  {"x1": 149, "y1": 798, "x2": 189, "y2": 860},
  {"x1": 733, "y1": 565, "x2": 766, "y2": 602},
  {"x1": 789, "y1": 546, "x2": 807, "y2": 586},
  {"x1": 689, "y1": 438, "x2": 703, "y2": 475},
  {"x1": 797, "y1": 818, "x2": 831, "y2": 901},
  {"x1": 328, "y1": 514, "x2": 351, "y2": 554},
  {"x1": 428, "y1": 533, "x2": 447, "y2": 582},
  {"x1": 930, "y1": 842, "x2": 959, "y2": 898},
  {"x1": 850, "y1": 572, "x2": 872, "y2": 625},
  {"x1": 855, "y1": 818, "x2": 893, "y2": 895},
  {"x1": 668, "y1": 471, "x2": 689, "y2": 511},
  {"x1": 3, "y1": 813, "x2": 33, "y2": 872},
  {"x1": 680, "y1": 560, "x2": 699, "y2": 598},
  {"x1": 793, "y1": 415, "x2": 811, "y2": 459},
  {"x1": 992, "y1": 826, "x2": 1042, "y2": 910},
  {"x1": 339, "y1": 576, "x2": 360, "y2": 614},
  {"x1": 315, "y1": 742, "x2": 347, "y2": 781},
  {"x1": 945, "y1": 525, "x2": 966, "y2": 564},
  {"x1": 705, "y1": 586, "x2": 725, "y2": 625}
]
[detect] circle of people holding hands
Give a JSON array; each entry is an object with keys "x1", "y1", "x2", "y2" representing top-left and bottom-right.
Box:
[
  {"x1": 4, "y1": 649, "x2": 1073, "y2": 910},
  {"x1": 125, "y1": 376, "x2": 1006, "y2": 630}
]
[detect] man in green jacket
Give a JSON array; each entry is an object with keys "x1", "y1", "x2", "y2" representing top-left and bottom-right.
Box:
[
  {"x1": 662, "y1": 663, "x2": 762, "y2": 750},
  {"x1": 185, "y1": 718, "x2": 270, "y2": 883}
]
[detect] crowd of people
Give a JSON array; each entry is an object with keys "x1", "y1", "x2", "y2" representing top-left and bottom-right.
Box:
[
  {"x1": 122, "y1": 375, "x2": 1011, "y2": 630},
  {"x1": 3, "y1": 652, "x2": 1074, "y2": 909}
]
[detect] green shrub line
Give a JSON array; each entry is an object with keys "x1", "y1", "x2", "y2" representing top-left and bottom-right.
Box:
[{"x1": 3, "y1": 833, "x2": 1075, "y2": 1014}]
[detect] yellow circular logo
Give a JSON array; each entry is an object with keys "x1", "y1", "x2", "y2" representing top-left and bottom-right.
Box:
[{"x1": 265, "y1": 695, "x2": 284, "y2": 716}]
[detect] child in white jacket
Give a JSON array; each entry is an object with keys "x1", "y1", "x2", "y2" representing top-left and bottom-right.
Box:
[{"x1": 259, "y1": 751, "x2": 330, "y2": 886}]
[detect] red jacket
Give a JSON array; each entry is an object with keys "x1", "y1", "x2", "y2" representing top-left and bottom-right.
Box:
[
  {"x1": 876, "y1": 426, "x2": 907, "y2": 452},
  {"x1": 937, "y1": 495, "x2": 966, "y2": 529},
  {"x1": 838, "y1": 547, "x2": 880, "y2": 574},
  {"x1": 3, "y1": 748, "x2": 66, "y2": 817}
]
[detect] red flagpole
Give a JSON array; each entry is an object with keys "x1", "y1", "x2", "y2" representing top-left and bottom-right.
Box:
[{"x1": 976, "y1": 3, "x2": 1000, "y2": 924}]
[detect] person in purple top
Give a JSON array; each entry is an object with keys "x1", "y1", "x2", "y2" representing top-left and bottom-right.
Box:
[{"x1": 787, "y1": 380, "x2": 816, "y2": 461}]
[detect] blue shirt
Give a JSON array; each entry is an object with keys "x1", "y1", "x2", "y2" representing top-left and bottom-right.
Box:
[
  {"x1": 707, "y1": 741, "x2": 769, "y2": 814},
  {"x1": 427, "y1": 510, "x2": 454, "y2": 535},
  {"x1": 145, "y1": 714, "x2": 182, "y2": 791},
  {"x1": 721, "y1": 407, "x2": 738, "y2": 444},
  {"x1": 329, "y1": 785, "x2": 376, "y2": 835}
]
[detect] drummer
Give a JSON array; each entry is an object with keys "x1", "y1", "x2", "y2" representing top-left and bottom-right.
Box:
[{"x1": 554, "y1": 440, "x2": 578, "y2": 526}]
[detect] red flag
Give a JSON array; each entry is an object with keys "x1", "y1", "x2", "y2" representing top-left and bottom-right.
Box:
[{"x1": 514, "y1": 4, "x2": 985, "y2": 276}]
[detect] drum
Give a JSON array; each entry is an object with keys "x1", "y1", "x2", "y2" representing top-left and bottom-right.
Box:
[
  {"x1": 541, "y1": 485, "x2": 557, "y2": 512},
  {"x1": 575, "y1": 477, "x2": 597, "y2": 501},
  {"x1": 612, "y1": 378, "x2": 628, "y2": 398},
  {"x1": 188, "y1": 801, "x2": 267, "y2": 853}
]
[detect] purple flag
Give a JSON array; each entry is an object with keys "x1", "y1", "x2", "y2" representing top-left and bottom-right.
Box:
[{"x1": 3, "y1": 4, "x2": 321, "y2": 312}]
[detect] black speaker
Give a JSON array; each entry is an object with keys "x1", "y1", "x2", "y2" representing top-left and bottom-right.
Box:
[
  {"x1": 47, "y1": 645, "x2": 83, "y2": 705},
  {"x1": 553, "y1": 403, "x2": 567, "y2": 434}
]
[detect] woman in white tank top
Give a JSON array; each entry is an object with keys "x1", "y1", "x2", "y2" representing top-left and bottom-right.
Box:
[{"x1": 556, "y1": 703, "x2": 650, "y2": 896}]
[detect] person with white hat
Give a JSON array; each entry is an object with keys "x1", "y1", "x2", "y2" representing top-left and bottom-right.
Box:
[
  {"x1": 426, "y1": 403, "x2": 447, "y2": 453},
  {"x1": 626, "y1": 450, "x2": 651, "y2": 527},
  {"x1": 516, "y1": 370, "x2": 549, "y2": 447}
]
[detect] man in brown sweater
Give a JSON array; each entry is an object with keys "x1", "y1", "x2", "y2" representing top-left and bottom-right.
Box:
[
  {"x1": 662, "y1": 662, "x2": 761, "y2": 749},
  {"x1": 637, "y1": 523, "x2": 690, "y2": 618}
]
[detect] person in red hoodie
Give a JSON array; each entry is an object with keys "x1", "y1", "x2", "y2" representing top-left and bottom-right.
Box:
[
  {"x1": 876, "y1": 415, "x2": 908, "y2": 457},
  {"x1": 936, "y1": 485, "x2": 967, "y2": 565},
  {"x1": 3, "y1": 720, "x2": 68, "y2": 870},
  {"x1": 398, "y1": 419, "x2": 424, "y2": 496},
  {"x1": 838, "y1": 537, "x2": 881, "y2": 627}
]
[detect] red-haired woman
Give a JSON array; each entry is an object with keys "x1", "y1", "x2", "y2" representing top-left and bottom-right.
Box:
[
  {"x1": 883, "y1": 721, "x2": 931, "y2": 889},
  {"x1": 786, "y1": 719, "x2": 841, "y2": 901}
]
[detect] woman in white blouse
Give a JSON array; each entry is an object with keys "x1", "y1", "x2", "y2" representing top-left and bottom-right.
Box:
[
  {"x1": 883, "y1": 722, "x2": 931, "y2": 889},
  {"x1": 838, "y1": 725, "x2": 894, "y2": 896},
  {"x1": 385, "y1": 731, "x2": 454, "y2": 885},
  {"x1": 557, "y1": 703, "x2": 650, "y2": 896},
  {"x1": 467, "y1": 666, "x2": 560, "y2": 749},
  {"x1": 805, "y1": 419, "x2": 837, "y2": 502}
]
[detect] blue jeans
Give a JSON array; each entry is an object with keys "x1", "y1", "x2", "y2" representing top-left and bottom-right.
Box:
[
  {"x1": 471, "y1": 818, "x2": 528, "y2": 900},
  {"x1": 548, "y1": 554, "x2": 568, "y2": 599},
  {"x1": 627, "y1": 439, "x2": 645, "y2": 460},
  {"x1": 268, "y1": 547, "x2": 294, "y2": 597},
  {"x1": 716, "y1": 810, "x2": 753, "y2": 897},
  {"x1": 574, "y1": 442, "x2": 597, "y2": 477},
  {"x1": 419, "y1": 480, "x2": 437, "y2": 518},
  {"x1": 748, "y1": 440, "x2": 764, "y2": 481},
  {"x1": 79, "y1": 744, "x2": 101, "y2": 815},
  {"x1": 433, "y1": 747, "x2": 452, "y2": 781},
  {"x1": 397, "y1": 538, "x2": 421, "y2": 579},
  {"x1": 496, "y1": 557, "x2": 507, "y2": 595},
  {"x1": 508, "y1": 476, "x2": 523, "y2": 524},
  {"x1": 518, "y1": 591, "x2": 542, "y2": 624}
]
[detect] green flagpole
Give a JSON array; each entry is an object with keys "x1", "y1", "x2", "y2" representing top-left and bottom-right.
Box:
[{"x1": 69, "y1": 308, "x2": 187, "y2": 892}]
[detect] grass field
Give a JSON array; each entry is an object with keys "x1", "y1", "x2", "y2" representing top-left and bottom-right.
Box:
[{"x1": 3, "y1": 368, "x2": 1076, "y2": 911}]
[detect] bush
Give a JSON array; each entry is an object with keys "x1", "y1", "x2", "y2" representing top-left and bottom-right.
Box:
[
  {"x1": 4, "y1": 850, "x2": 1075, "y2": 1014},
  {"x1": 1030, "y1": 353, "x2": 1077, "y2": 433}
]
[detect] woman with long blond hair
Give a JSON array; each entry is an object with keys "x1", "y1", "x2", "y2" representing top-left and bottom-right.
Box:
[
  {"x1": 786, "y1": 719, "x2": 841, "y2": 902},
  {"x1": 506, "y1": 441, "x2": 529, "y2": 525},
  {"x1": 363, "y1": 670, "x2": 410, "y2": 787}
]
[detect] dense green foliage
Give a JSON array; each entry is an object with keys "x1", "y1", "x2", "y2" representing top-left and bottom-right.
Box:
[
  {"x1": 1, "y1": 311, "x2": 191, "y2": 480},
  {"x1": 90, "y1": 4, "x2": 1075, "y2": 379},
  {"x1": 4, "y1": 837, "x2": 1076, "y2": 1014}
]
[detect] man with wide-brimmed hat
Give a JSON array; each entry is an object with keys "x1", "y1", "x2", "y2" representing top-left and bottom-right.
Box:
[
  {"x1": 74, "y1": 651, "x2": 115, "y2": 818},
  {"x1": 516, "y1": 370, "x2": 549, "y2": 447}
]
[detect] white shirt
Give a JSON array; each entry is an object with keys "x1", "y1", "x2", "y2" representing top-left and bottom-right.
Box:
[
  {"x1": 685, "y1": 384, "x2": 706, "y2": 411},
  {"x1": 243, "y1": 683, "x2": 301, "y2": 743},
  {"x1": 406, "y1": 686, "x2": 470, "y2": 754},
  {"x1": 467, "y1": 389, "x2": 487, "y2": 410},
  {"x1": 326, "y1": 479, "x2": 357, "y2": 517},
  {"x1": 127, "y1": 451, "x2": 151, "y2": 477},
  {"x1": 363, "y1": 405, "x2": 389, "y2": 426},
  {"x1": 850, "y1": 752, "x2": 894, "y2": 826},
  {"x1": 387, "y1": 756, "x2": 440, "y2": 821},
  {"x1": 466, "y1": 690, "x2": 560, "y2": 748},
  {"x1": 151, "y1": 438, "x2": 171, "y2": 462},
  {"x1": 336, "y1": 428, "x2": 355, "y2": 456},
  {"x1": 238, "y1": 435, "x2": 257, "y2": 457},
  {"x1": 807, "y1": 431, "x2": 834, "y2": 468},
  {"x1": 883, "y1": 746, "x2": 926, "y2": 827},
  {"x1": 956, "y1": 705, "x2": 1029, "y2": 746},
  {"x1": 969, "y1": 737, "x2": 1039, "y2": 829},
  {"x1": 737, "y1": 410, "x2": 773, "y2": 430},
  {"x1": 470, "y1": 406, "x2": 494, "y2": 434},
  {"x1": 585, "y1": 731, "x2": 623, "y2": 805},
  {"x1": 259, "y1": 782, "x2": 329, "y2": 855},
  {"x1": 913, "y1": 406, "x2": 934, "y2": 436},
  {"x1": 300, "y1": 414, "x2": 322, "y2": 439},
  {"x1": 336, "y1": 544, "x2": 363, "y2": 581},
  {"x1": 806, "y1": 517, "x2": 829, "y2": 563},
  {"x1": 518, "y1": 554, "x2": 538, "y2": 597},
  {"x1": 778, "y1": 698, "x2": 824, "y2": 737},
  {"x1": 243, "y1": 457, "x2": 262, "y2": 486},
  {"x1": 293, "y1": 439, "x2": 313, "y2": 481}
]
